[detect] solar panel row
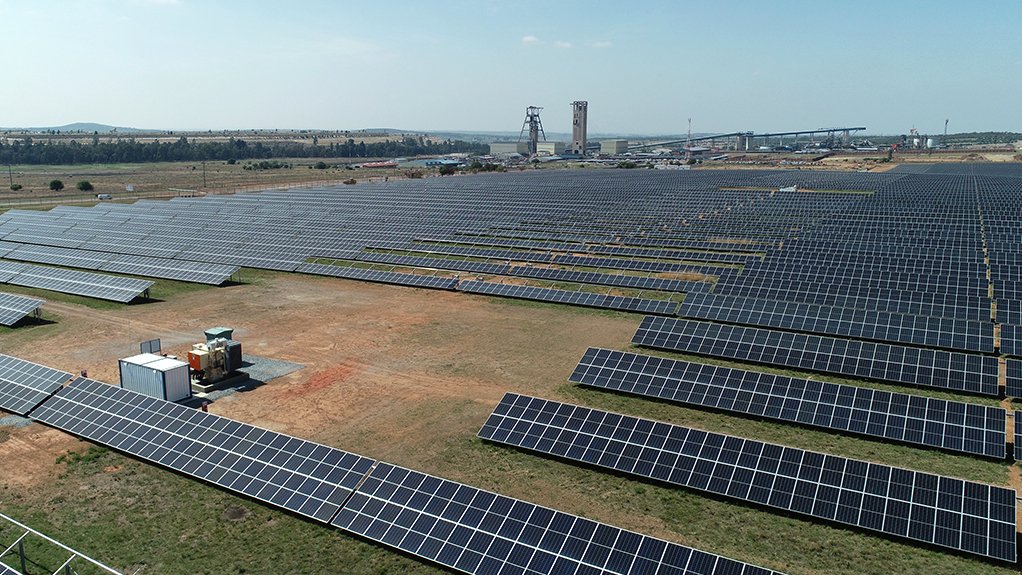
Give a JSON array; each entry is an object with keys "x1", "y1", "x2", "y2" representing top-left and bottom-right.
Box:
[
  {"x1": 5, "y1": 265, "x2": 152, "y2": 303},
  {"x1": 0, "y1": 353, "x2": 71, "y2": 415},
  {"x1": 478, "y1": 393, "x2": 1017, "y2": 563},
  {"x1": 333, "y1": 461, "x2": 783, "y2": 575},
  {"x1": 0, "y1": 292, "x2": 44, "y2": 326},
  {"x1": 569, "y1": 348, "x2": 1006, "y2": 458},
  {"x1": 296, "y1": 263, "x2": 460, "y2": 290},
  {"x1": 457, "y1": 280, "x2": 679, "y2": 315},
  {"x1": 632, "y1": 317, "x2": 1000, "y2": 396},
  {"x1": 678, "y1": 292, "x2": 995, "y2": 353},
  {"x1": 30, "y1": 377, "x2": 377, "y2": 523},
  {"x1": 24, "y1": 372, "x2": 782, "y2": 575},
  {"x1": 2, "y1": 243, "x2": 238, "y2": 285}
]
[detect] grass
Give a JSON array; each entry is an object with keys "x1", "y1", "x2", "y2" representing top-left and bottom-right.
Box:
[
  {"x1": 0, "y1": 448, "x2": 444, "y2": 575},
  {"x1": 1, "y1": 160, "x2": 412, "y2": 208}
]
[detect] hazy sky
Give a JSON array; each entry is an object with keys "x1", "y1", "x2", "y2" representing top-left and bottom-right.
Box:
[{"x1": 4, "y1": 0, "x2": 1021, "y2": 135}]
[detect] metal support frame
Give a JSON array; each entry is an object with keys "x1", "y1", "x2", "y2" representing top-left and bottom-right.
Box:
[
  {"x1": 517, "y1": 106, "x2": 546, "y2": 156},
  {"x1": 0, "y1": 512, "x2": 124, "y2": 575}
]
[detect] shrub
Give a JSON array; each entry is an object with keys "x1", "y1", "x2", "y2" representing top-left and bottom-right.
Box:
[
  {"x1": 9, "y1": 184, "x2": 22, "y2": 191},
  {"x1": 49, "y1": 179, "x2": 64, "y2": 191},
  {"x1": 76, "y1": 180, "x2": 94, "y2": 191}
]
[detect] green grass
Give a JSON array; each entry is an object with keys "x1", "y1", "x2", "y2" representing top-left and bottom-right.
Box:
[{"x1": 0, "y1": 449, "x2": 444, "y2": 575}]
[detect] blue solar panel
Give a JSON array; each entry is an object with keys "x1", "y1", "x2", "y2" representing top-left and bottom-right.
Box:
[{"x1": 479, "y1": 393, "x2": 1017, "y2": 563}]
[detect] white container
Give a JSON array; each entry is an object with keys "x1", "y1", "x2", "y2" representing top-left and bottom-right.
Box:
[{"x1": 119, "y1": 353, "x2": 191, "y2": 402}]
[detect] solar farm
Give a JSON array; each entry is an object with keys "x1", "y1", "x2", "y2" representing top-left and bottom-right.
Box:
[{"x1": 1, "y1": 163, "x2": 1022, "y2": 575}]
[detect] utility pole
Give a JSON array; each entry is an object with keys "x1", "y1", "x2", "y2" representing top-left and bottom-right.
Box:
[
  {"x1": 202, "y1": 161, "x2": 207, "y2": 188},
  {"x1": 6, "y1": 163, "x2": 12, "y2": 187}
]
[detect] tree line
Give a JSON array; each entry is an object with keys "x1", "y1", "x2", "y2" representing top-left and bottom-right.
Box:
[{"x1": 0, "y1": 136, "x2": 490, "y2": 165}]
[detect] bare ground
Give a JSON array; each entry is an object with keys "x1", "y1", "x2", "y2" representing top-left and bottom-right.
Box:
[{"x1": 0, "y1": 271, "x2": 637, "y2": 495}]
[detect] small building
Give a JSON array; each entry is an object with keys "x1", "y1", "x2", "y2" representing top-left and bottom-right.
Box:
[
  {"x1": 536, "y1": 141, "x2": 567, "y2": 155},
  {"x1": 119, "y1": 353, "x2": 191, "y2": 402},
  {"x1": 601, "y1": 140, "x2": 629, "y2": 155},
  {"x1": 490, "y1": 142, "x2": 529, "y2": 155}
]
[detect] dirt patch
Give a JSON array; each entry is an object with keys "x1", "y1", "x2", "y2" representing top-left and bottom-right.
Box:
[
  {"x1": 0, "y1": 427, "x2": 85, "y2": 488},
  {"x1": 223, "y1": 506, "x2": 251, "y2": 521},
  {"x1": 0, "y1": 272, "x2": 638, "y2": 480}
]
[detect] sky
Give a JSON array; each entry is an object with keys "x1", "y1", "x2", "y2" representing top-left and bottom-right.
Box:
[{"x1": 3, "y1": 0, "x2": 1021, "y2": 135}]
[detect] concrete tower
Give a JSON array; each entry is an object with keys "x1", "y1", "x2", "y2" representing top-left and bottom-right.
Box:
[{"x1": 570, "y1": 101, "x2": 588, "y2": 155}]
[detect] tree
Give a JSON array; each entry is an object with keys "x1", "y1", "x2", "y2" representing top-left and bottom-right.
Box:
[
  {"x1": 76, "y1": 180, "x2": 94, "y2": 191},
  {"x1": 49, "y1": 179, "x2": 64, "y2": 191},
  {"x1": 438, "y1": 164, "x2": 457, "y2": 176}
]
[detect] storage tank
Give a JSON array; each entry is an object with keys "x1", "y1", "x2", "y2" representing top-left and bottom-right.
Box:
[
  {"x1": 119, "y1": 353, "x2": 191, "y2": 402},
  {"x1": 925, "y1": 138, "x2": 938, "y2": 149}
]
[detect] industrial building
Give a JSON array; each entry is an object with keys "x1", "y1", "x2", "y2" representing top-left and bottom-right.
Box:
[
  {"x1": 536, "y1": 141, "x2": 567, "y2": 155},
  {"x1": 601, "y1": 140, "x2": 629, "y2": 155},
  {"x1": 490, "y1": 142, "x2": 529, "y2": 155}
]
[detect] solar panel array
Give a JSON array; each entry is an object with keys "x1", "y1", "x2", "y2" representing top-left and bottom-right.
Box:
[
  {"x1": 458, "y1": 280, "x2": 679, "y2": 315},
  {"x1": 2, "y1": 243, "x2": 238, "y2": 285},
  {"x1": 333, "y1": 461, "x2": 782, "y2": 575},
  {"x1": 30, "y1": 377, "x2": 377, "y2": 523},
  {"x1": 4, "y1": 167, "x2": 1022, "y2": 570},
  {"x1": 0, "y1": 353, "x2": 71, "y2": 415},
  {"x1": 21, "y1": 365, "x2": 781, "y2": 575},
  {"x1": 569, "y1": 347, "x2": 1007, "y2": 459},
  {"x1": 296, "y1": 262, "x2": 460, "y2": 290},
  {"x1": 0, "y1": 292, "x2": 43, "y2": 326},
  {"x1": 0, "y1": 263, "x2": 152, "y2": 303},
  {"x1": 478, "y1": 393, "x2": 1017, "y2": 563},
  {"x1": 632, "y1": 317, "x2": 1000, "y2": 396},
  {"x1": 679, "y1": 292, "x2": 995, "y2": 353}
]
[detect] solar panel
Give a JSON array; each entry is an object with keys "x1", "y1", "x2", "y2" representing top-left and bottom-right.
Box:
[
  {"x1": 30, "y1": 377, "x2": 376, "y2": 523},
  {"x1": 509, "y1": 265, "x2": 712, "y2": 294},
  {"x1": 479, "y1": 393, "x2": 1017, "y2": 563},
  {"x1": 0, "y1": 261, "x2": 29, "y2": 283},
  {"x1": 1000, "y1": 324, "x2": 1020, "y2": 356},
  {"x1": 632, "y1": 317, "x2": 1001, "y2": 396},
  {"x1": 333, "y1": 461, "x2": 783, "y2": 575},
  {"x1": 1015, "y1": 416, "x2": 1022, "y2": 463},
  {"x1": 1006, "y1": 359, "x2": 1022, "y2": 398},
  {"x1": 296, "y1": 263, "x2": 459, "y2": 290},
  {"x1": 569, "y1": 348, "x2": 1007, "y2": 459},
  {"x1": 5, "y1": 265, "x2": 153, "y2": 303},
  {"x1": 458, "y1": 281, "x2": 678, "y2": 315},
  {"x1": 0, "y1": 353, "x2": 71, "y2": 415},
  {"x1": 679, "y1": 292, "x2": 995, "y2": 353},
  {"x1": 0, "y1": 292, "x2": 44, "y2": 326},
  {"x1": 995, "y1": 299, "x2": 1022, "y2": 325},
  {"x1": 100, "y1": 255, "x2": 238, "y2": 285},
  {"x1": 4, "y1": 244, "x2": 113, "y2": 270}
]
